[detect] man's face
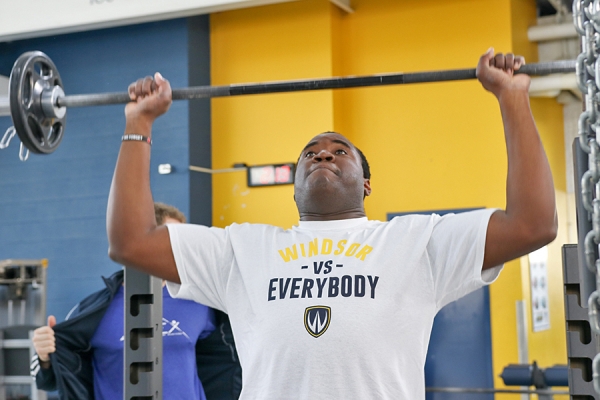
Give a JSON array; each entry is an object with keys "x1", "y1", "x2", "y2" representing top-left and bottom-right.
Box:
[{"x1": 294, "y1": 132, "x2": 370, "y2": 216}]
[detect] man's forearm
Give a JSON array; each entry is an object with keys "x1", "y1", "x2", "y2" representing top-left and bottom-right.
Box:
[
  {"x1": 489, "y1": 89, "x2": 558, "y2": 266},
  {"x1": 499, "y1": 90, "x2": 557, "y2": 236},
  {"x1": 107, "y1": 139, "x2": 156, "y2": 264}
]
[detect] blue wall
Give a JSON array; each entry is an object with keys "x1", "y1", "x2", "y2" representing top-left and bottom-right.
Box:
[
  {"x1": 0, "y1": 18, "x2": 203, "y2": 321},
  {"x1": 425, "y1": 287, "x2": 494, "y2": 399}
]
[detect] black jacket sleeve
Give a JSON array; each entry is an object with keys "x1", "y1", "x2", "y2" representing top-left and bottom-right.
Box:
[
  {"x1": 31, "y1": 354, "x2": 57, "y2": 391},
  {"x1": 196, "y1": 310, "x2": 242, "y2": 400},
  {"x1": 31, "y1": 270, "x2": 124, "y2": 400}
]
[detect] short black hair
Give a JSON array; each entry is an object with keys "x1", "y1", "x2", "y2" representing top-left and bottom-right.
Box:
[{"x1": 355, "y1": 146, "x2": 370, "y2": 180}]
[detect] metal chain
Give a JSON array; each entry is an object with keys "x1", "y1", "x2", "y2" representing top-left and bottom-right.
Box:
[
  {"x1": 0, "y1": 126, "x2": 16, "y2": 149},
  {"x1": 0, "y1": 126, "x2": 30, "y2": 161},
  {"x1": 577, "y1": 0, "x2": 600, "y2": 393},
  {"x1": 19, "y1": 142, "x2": 29, "y2": 162}
]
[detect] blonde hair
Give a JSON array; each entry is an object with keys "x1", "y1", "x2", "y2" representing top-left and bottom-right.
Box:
[{"x1": 154, "y1": 202, "x2": 187, "y2": 225}]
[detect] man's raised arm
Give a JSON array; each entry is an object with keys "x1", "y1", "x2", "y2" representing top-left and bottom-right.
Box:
[
  {"x1": 107, "y1": 73, "x2": 180, "y2": 283},
  {"x1": 477, "y1": 49, "x2": 558, "y2": 270}
]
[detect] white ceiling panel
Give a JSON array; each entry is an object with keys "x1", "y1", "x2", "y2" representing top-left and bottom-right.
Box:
[{"x1": 0, "y1": 0, "x2": 296, "y2": 43}]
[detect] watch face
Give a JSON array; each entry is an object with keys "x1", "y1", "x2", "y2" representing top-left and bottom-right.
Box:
[{"x1": 248, "y1": 163, "x2": 295, "y2": 187}]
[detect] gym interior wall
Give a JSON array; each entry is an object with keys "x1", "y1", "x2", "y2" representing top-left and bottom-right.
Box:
[{"x1": 0, "y1": 17, "x2": 209, "y2": 321}]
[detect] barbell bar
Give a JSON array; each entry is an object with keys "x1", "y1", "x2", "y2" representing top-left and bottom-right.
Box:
[{"x1": 7, "y1": 50, "x2": 577, "y2": 155}]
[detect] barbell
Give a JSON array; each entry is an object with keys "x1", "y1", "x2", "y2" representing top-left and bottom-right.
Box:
[{"x1": 6, "y1": 50, "x2": 577, "y2": 155}]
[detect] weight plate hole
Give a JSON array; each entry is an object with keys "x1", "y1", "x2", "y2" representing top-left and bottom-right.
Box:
[
  {"x1": 27, "y1": 116, "x2": 44, "y2": 144},
  {"x1": 34, "y1": 63, "x2": 44, "y2": 77},
  {"x1": 50, "y1": 122, "x2": 63, "y2": 144},
  {"x1": 23, "y1": 71, "x2": 32, "y2": 105}
]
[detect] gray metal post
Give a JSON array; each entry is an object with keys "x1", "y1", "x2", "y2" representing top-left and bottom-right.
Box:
[
  {"x1": 124, "y1": 268, "x2": 163, "y2": 400},
  {"x1": 0, "y1": 259, "x2": 47, "y2": 400},
  {"x1": 562, "y1": 244, "x2": 600, "y2": 399},
  {"x1": 572, "y1": 139, "x2": 597, "y2": 302}
]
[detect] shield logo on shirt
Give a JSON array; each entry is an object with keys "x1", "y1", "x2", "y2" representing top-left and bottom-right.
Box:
[{"x1": 304, "y1": 306, "x2": 331, "y2": 338}]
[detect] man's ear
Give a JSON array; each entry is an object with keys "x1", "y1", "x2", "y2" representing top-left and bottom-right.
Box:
[{"x1": 364, "y1": 179, "x2": 371, "y2": 197}]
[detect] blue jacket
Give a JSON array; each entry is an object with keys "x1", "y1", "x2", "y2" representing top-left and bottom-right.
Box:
[{"x1": 31, "y1": 270, "x2": 242, "y2": 400}]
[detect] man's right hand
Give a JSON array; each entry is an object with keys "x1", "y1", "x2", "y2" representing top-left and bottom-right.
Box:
[{"x1": 32, "y1": 315, "x2": 57, "y2": 363}]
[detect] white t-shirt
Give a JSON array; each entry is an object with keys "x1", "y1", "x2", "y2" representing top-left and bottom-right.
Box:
[{"x1": 167, "y1": 209, "x2": 502, "y2": 399}]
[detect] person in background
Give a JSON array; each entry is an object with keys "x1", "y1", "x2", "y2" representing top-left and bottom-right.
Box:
[{"x1": 30, "y1": 202, "x2": 239, "y2": 399}]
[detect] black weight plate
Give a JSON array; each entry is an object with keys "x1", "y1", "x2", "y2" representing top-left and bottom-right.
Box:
[{"x1": 9, "y1": 51, "x2": 66, "y2": 154}]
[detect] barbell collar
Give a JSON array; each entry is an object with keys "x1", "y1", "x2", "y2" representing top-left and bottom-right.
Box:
[
  {"x1": 41, "y1": 86, "x2": 66, "y2": 119},
  {"x1": 56, "y1": 60, "x2": 576, "y2": 109}
]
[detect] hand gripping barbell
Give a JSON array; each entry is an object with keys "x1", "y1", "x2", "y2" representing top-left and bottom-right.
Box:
[{"x1": 7, "y1": 50, "x2": 577, "y2": 155}]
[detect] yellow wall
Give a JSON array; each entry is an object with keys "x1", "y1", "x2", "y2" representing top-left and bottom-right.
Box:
[
  {"x1": 211, "y1": 0, "x2": 337, "y2": 227},
  {"x1": 210, "y1": 0, "x2": 570, "y2": 394}
]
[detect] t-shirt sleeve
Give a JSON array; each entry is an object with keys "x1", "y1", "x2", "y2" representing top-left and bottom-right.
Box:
[
  {"x1": 165, "y1": 223, "x2": 233, "y2": 313},
  {"x1": 427, "y1": 208, "x2": 503, "y2": 310}
]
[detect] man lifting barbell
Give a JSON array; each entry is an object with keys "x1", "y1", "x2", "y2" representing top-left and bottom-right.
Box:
[{"x1": 106, "y1": 48, "x2": 557, "y2": 399}]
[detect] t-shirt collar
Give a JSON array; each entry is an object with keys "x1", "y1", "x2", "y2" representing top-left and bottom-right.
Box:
[{"x1": 295, "y1": 217, "x2": 368, "y2": 231}]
